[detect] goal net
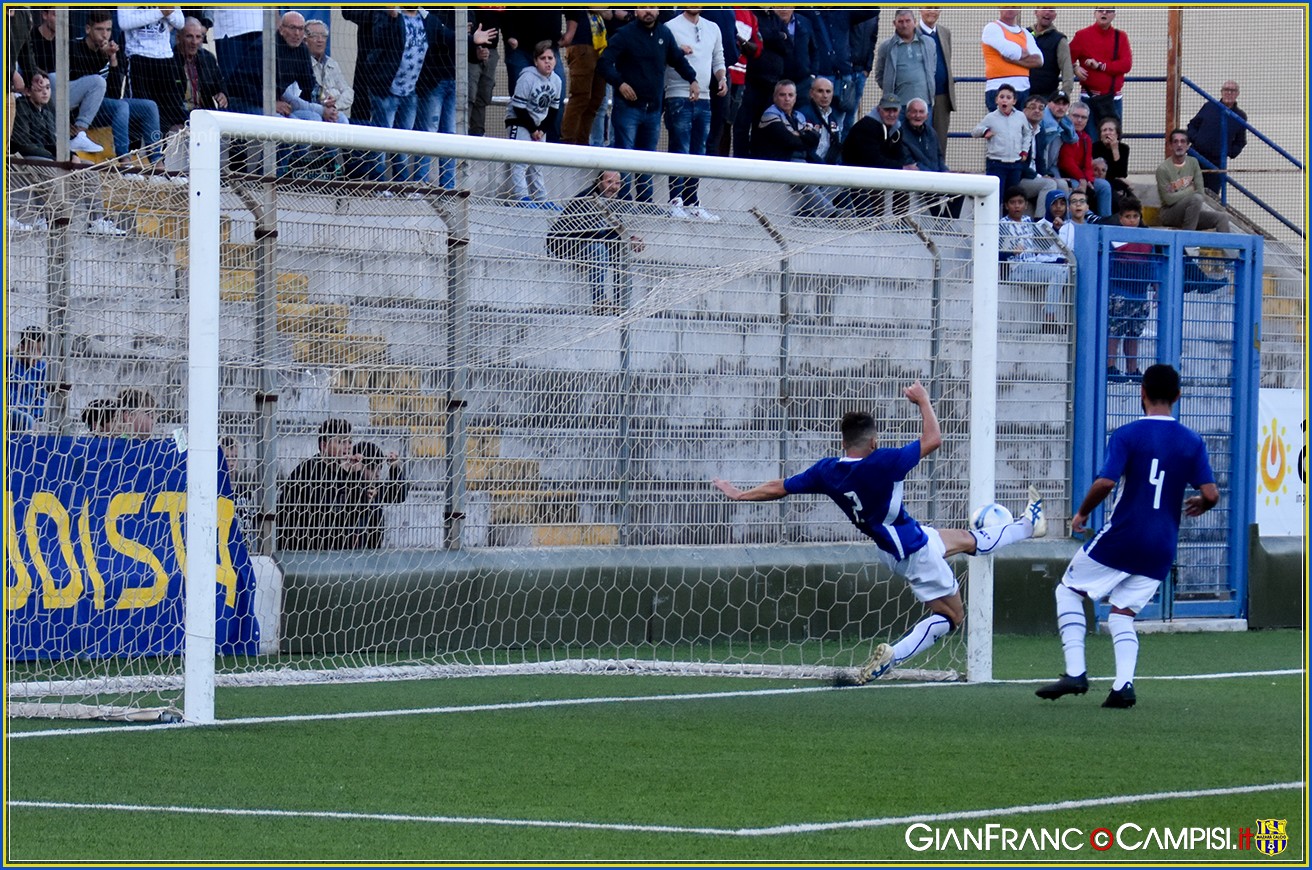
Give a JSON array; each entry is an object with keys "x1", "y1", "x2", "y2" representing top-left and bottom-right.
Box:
[{"x1": 6, "y1": 115, "x2": 1020, "y2": 723}]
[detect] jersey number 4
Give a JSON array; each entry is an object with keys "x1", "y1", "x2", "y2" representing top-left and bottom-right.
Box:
[{"x1": 1149, "y1": 458, "x2": 1165, "y2": 510}]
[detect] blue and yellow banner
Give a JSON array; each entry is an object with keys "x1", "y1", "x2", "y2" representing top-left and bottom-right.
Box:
[{"x1": 6, "y1": 435, "x2": 260, "y2": 659}]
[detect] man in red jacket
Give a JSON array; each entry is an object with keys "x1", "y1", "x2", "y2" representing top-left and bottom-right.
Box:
[
  {"x1": 1069, "y1": 8, "x2": 1131, "y2": 132},
  {"x1": 1057, "y1": 101, "x2": 1114, "y2": 218}
]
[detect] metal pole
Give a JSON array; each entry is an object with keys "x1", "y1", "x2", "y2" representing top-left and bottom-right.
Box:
[
  {"x1": 905, "y1": 218, "x2": 943, "y2": 522},
  {"x1": 54, "y1": 9, "x2": 70, "y2": 163},
  {"x1": 262, "y1": 10, "x2": 277, "y2": 175},
  {"x1": 442, "y1": 198, "x2": 471, "y2": 550},
  {"x1": 1165, "y1": 9, "x2": 1183, "y2": 150},
  {"x1": 751, "y1": 209, "x2": 791, "y2": 543}
]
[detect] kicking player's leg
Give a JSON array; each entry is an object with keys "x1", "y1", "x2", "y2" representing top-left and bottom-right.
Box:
[
  {"x1": 941, "y1": 485, "x2": 1047, "y2": 558},
  {"x1": 859, "y1": 532, "x2": 960, "y2": 682}
]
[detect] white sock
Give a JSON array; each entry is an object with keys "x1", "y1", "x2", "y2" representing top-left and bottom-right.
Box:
[
  {"x1": 1108, "y1": 611, "x2": 1139, "y2": 690},
  {"x1": 891, "y1": 614, "x2": 952, "y2": 663},
  {"x1": 971, "y1": 519, "x2": 1032, "y2": 555},
  {"x1": 1056, "y1": 584, "x2": 1088, "y2": 677}
]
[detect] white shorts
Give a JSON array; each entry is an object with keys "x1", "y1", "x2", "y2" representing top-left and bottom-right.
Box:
[
  {"x1": 1061, "y1": 547, "x2": 1161, "y2": 613},
  {"x1": 874, "y1": 527, "x2": 960, "y2": 603}
]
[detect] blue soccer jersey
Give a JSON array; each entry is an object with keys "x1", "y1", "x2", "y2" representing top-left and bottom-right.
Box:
[
  {"x1": 1085, "y1": 415, "x2": 1216, "y2": 581},
  {"x1": 783, "y1": 441, "x2": 929, "y2": 560}
]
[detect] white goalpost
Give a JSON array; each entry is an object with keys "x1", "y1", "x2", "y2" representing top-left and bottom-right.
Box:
[{"x1": 8, "y1": 112, "x2": 1003, "y2": 725}]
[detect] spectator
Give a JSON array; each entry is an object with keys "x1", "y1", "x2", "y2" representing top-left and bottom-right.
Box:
[
  {"x1": 971, "y1": 84, "x2": 1031, "y2": 197},
  {"x1": 28, "y1": 9, "x2": 106, "y2": 153},
  {"x1": 800, "y1": 9, "x2": 877, "y2": 133},
  {"x1": 211, "y1": 8, "x2": 262, "y2": 113},
  {"x1": 9, "y1": 8, "x2": 38, "y2": 102},
  {"x1": 1069, "y1": 8, "x2": 1132, "y2": 131},
  {"x1": 115, "y1": 388, "x2": 157, "y2": 439},
  {"x1": 7, "y1": 327, "x2": 50, "y2": 432},
  {"x1": 305, "y1": 19, "x2": 350, "y2": 121},
  {"x1": 465, "y1": 7, "x2": 502, "y2": 138},
  {"x1": 1027, "y1": 8, "x2": 1073, "y2": 101},
  {"x1": 900, "y1": 97, "x2": 945, "y2": 172},
  {"x1": 999, "y1": 186, "x2": 1069, "y2": 329},
  {"x1": 755, "y1": 79, "x2": 841, "y2": 218},
  {"x1": 1156, "y1": 129, "x2": 1232, "y2": 233},
  {"x1": 10, "y1": 71, "x2": 66, "y2": 161},
  {"x1": 172, "y1": 17, "x2": 228, "y2": 132},
  {"x1": 736, "y1": 8, "x2": 815, "y2": 158},
  {"x1": 720, "y1": 8, "x2": 761, "y2": 156},
  {"x1": 797, "y1": 76, "x2": 845, "y2": 166},
  {"x1": 1066, "y1": 189, "x2": 1101, "y2": 225},
  {"x1": 1091, "y1": 116, "x2": 1131, "y2": 208},
  {"x1": 598, "y1": 7, "x2": 697, "y2": 204},
  {"x1": 845, "y1": 11, "x2": 881, "y2": 139},
  {"x1": 501, "y1": 9, "x2": 565, "y2": 141},
  {"x1": 981, "y1": 8, "x2": 1041, "y2": 111},
  {"x1": 1017, "y1": 93, "x2": 1059, "y2": 215},
  {"x1": 1039, "y1": 188, "x2": 1073, "y2": 249},
  {"x1": 546, "y1": 170, "x2": 645, "y2": 314},
  {"x1": 1187, "y1": 81, "x2": 1247, "y2": 195},
  {"x1": 1036, "y1": 89, "x2": 1075, "y2": 183},
  {"x1": 118, "y1": 6, "x2": 186, "y2": 136},
  {"x1": 1057, "y1": 101, "x2": 1114, "y2": 218},
  {"x1": 665, "y1": 6, "x2": 727, "y2": 221},
  {"x1": 917, "y1": 8, "x2": 955, "y2": 160},
  {"x1": 505, "y1": 41, "x2": 560, "y2": 206},
  {"x1": 842, "y1": 93, "x2": 907, "y2": 216},
  {"x1": 278, "y1": 418, "x2": 359, "y2": 551},
  {"x1": 70, "y1": 11, "x2": 162, "y2": 164},
  {"x1": 414, "y1": 9, "x2": 463, "y2": 188},
  {"x1": 81, "y1": 397, "x2": 118, "y2": 435},
  {"x1": 363, "y1": 8, "x2": 437, "y2": 181},
  {"x1": 273, "y1": 13, "x2": 326, "y2": 123},
  {"x1": 346, "y1": 441, "x2": 410, "y2": 550},
  {"x1": 560, "y1": 9, "x2": 608, "y2": 146},
  {"x1": 1107, "y1": 198, "x2": 1156, "y2": 380},
  {"x1": 875, "y1": 9, "x2": 937, "y2": 118}
]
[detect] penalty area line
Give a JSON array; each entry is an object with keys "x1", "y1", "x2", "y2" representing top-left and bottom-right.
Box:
[
  {"x1": 8, "y1": 668, "x2": 1300, "y2": 740},
  {"x1": 9, "y1": 782, "x2": 1303, "y2": 838}
]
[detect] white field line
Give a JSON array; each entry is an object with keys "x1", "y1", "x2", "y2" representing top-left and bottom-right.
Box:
[
  {"x1": 8, "y1": 668, "x2": 1303, "y2": 741},
  {"x1": 8, "y1": 782, "x2": 1304, "y2": 838}
]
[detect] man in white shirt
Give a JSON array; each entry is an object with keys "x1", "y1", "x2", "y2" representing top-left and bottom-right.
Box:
[{"x1": 664, "y1": 6, "x2": 727, "y2": 221}]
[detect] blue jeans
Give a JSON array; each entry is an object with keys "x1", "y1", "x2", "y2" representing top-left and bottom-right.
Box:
[
  {"x1": 985, "y1": 87, "x2": 1029, "y2": 112},
  {"x1": 837, "y1": 71, "x2": 864, "y2": 138},
  {"x1": 505, "y1": 46, "x2": 564, "y2": 140},
  {"x1": 415, "y1": 78, "x2": 457, "y2": 188},
  {"x1": 577, "y1": 240, "x2": 619, "y2": 309},
  {"x1": 1090, "y1": 177, "x2": 1115, "y2": 218},
  {"x1": 611, "y1": 100, "x2": 663, "y2": 203},
  {"x1": 590, "y1": 85, "x2": 612, "y2": 147},
  {"x1": 92, "y1": 97, "x2": 161, "y2": 159},
  {"x1": 985, "y1": 159, "x2": 1024, "y2": 197},
  {"x1": 372, "y1": 91, "x2": 419, "y2": 181},
  {"x1": 664, "y1": 97, "x2": 711, "y2": 206}
]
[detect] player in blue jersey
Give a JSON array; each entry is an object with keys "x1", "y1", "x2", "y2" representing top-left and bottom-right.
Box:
[
  {"x1": 1037, "y1": 364, "x2": 1219, "y2": 708},
  {"x1": 713, "y1": 381, "x2": 1047, "y2": 683}
]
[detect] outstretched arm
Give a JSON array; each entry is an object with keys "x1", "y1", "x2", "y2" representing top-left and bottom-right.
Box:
[
  {"x1": 1071, "y1": 477, "x2": 1116, "y2": 535},
  {"x1": 904, "y1": 381, "x2": 942, "y2": 458},
  {"x1": 712, "y1": 478, "x2": 787, "y2": 501}
]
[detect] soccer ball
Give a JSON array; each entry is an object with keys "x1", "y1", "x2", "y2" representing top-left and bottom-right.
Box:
[{"x1": 971, "y1": 503, "x2": 1014, "y2": 530}]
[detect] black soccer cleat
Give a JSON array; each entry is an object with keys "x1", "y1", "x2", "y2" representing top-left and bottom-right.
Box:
[
  {"x1": 1101, "y1": 683, "x2": 1137, "y2": 708},
  {"x1": 1035, "y1": 672, "x2": 1089, "y2": 700}
]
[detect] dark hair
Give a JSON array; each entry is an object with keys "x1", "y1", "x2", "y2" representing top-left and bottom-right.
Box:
[
  {"x1": 81, "y1": 398, "x2": 117, "y2": 433},
  {"x1": 533, "y1": 39, "x2": 554, "y2": 58},
  {"x1": 1142, "y1": 364, "x2": 1181, "y2": 404},
  {"x1": 28, "y1": 69, "x2": 51, "y2": 84},
  {"x1": 1003, "y1": 185, "x2": 1027, "y2": 203},
  {"x1": 18, "y1": 326, "x2": 46, "y2": 345},
  {"x1": 1168, "y1": 127, "x2": 1190, "y2": 143},
  {"x1": 1098, "y1": 116, "x2": 1122, "y2": 134},
  {"x1": 840, "y1": 411, "x2": 876, "y2": 448},
  {"x1": 317, "y1": 417, "x2": 351, "y2": 449},
  {"x1": 1119, "y1": 197, "x2": 1142, "y2": 215},
  {"x1": 1025, "y1": 95, "x2": 1047, "y2": 109},
  {"x1": 85, "y1": 10, "x2": 113, "y2": 27},
  {"x1": 354, "y1": 441, "x2": 385, "y2": 466},
  {"x1": 116, "y1": 388, "x2": 156, "y2": 410},
  {"x1": 996, "y1": 83, "x2": 1017, "y2": 97}
]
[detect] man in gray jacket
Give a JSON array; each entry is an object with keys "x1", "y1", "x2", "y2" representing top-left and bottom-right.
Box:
[{"x1": 875, "y1": 9, "x2": 937, "y2": 116}]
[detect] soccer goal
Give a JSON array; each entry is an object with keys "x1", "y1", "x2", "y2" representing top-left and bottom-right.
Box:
[{"x1": 6, "y1": 112, "x2": 1020, "y2": 725}]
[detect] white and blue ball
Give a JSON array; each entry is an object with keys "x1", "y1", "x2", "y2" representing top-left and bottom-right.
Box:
[{"x1": 971, "y1": 503, "x2": 1014, "y2": 530}]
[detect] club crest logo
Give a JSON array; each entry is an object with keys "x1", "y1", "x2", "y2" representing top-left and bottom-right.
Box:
[{"x1": 1254, "y1": 819, "x2": 1288, "y2": 856}]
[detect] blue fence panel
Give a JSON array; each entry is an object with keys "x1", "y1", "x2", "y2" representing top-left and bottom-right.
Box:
[{"x1": 1072, "y1": 225, "x2": 1261, "y2": 621}]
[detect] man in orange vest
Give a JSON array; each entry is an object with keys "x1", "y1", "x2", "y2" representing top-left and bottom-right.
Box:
[{"x1": 980, "y1": 7, "x2": 1041, "y2": 111}]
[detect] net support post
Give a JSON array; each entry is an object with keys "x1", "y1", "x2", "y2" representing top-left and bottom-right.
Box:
[
  {"x1": 184, "y1": 113, "x2": 222, "y2": 724},
  {"x1": 966, "y1": 188, "x2": 1001, "y2": 684}
]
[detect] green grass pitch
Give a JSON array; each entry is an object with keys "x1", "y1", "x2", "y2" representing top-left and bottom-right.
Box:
[{"x1": 5, "y1": 630, "x2": 1306, "y2": 863}]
